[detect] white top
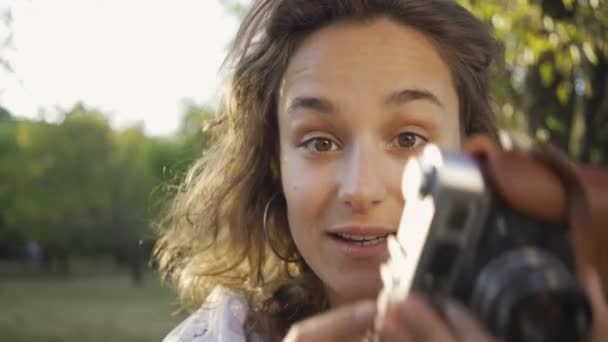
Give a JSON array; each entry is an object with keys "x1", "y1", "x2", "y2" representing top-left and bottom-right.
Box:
[{"x1": 164, "y1": 287, "x2": 261, "y2": 342}]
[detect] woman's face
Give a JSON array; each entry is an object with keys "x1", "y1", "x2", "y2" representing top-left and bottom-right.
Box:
[{"x1": 277, "y1": 17, "x2": 461, "y2": 307}]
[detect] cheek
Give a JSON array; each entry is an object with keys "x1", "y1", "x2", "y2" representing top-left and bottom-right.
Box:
[{"x1": 280, "y1": 152, "x2": 334, "y2": 234}]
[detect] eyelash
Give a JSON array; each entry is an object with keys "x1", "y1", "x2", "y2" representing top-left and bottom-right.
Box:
[
  {"x1": 301, "y1": 136, "x2": 340, "y2": 153},
  {"x1": 301, "y1": 132, "x2": 428, "y2": 153},
  {"x1": 391, "y1": 131, "x2": 428, "y2": 150}
]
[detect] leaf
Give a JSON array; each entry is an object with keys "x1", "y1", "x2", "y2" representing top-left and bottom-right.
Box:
[
  {"x1": 562, "y1": 0, "x2": 574, "y2": 11},
  {"x1": 557, "y1": 81, "x2": 572, "y2": 105},
  {"x1": 569, "y1": 44, "x2": 581, "y2": 64},
  {"x1": 536, "y1": 128, "x2": 551, "y2": 142},
  {"x1": 540, "y1": 61, "x2": 555, "y2": 86},
  {"x1": 545, "y1": 115, "x2": 567, "y2": 133},
  {"x1": 582, "y1": 42, "x2": 598, "y2": 64}
]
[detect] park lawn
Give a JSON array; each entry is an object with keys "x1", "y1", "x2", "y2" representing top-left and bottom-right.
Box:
[{"x1": 0, "y1": 272, "x2": 188, "y2": 342}]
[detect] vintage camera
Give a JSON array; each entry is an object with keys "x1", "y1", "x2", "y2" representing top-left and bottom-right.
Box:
[{"x1": 405, "y1": 149, "x2": 592, "y2": 342}]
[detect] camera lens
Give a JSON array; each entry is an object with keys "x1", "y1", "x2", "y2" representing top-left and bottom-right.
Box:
[
  {"x1": 513, "y1": 292, "x2": 589, "y2": 342},
  {"x1": 471, "y1": 248, "x2": 592, "y2": 342}
]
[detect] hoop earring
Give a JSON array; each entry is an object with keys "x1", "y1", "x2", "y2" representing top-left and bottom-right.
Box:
[{"x1": 263, "y1": 193, "x2": 301, "y2": 263}]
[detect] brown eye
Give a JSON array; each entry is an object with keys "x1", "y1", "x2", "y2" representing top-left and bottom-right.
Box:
[
  {"x1": 395, "y1": 132, "x2": 427, "y2": 149},
  {"x1": 303, "y1": 137, "x2": 338, "y2": 153}
]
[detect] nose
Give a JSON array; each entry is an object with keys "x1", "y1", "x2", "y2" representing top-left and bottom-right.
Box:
[{"x1": 337, "y1": 141, "x2": 388, "y2": 212}]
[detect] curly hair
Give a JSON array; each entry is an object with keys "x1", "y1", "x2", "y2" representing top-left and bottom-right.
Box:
[{"x1": 154, "y1": 0, "x2": 501, "y2": 340}]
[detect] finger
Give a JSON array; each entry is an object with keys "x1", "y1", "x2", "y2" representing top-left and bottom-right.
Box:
[
  {"x1": 442, "y1": 299, "x2": 499, "y2": 342},
  {"x1": 580, "y1": 267, "x2": 608, "y2": 341},
  {"x1": 378, "y1": 304, "x2": 415, "y2": 342},
  {"x1": 283, "y1": 300, "x2": 376, "y2": 342},
  {"x1": 463, "y1": 135, "x2": 566, "y2": 223},
  {"x1": 396, "y1": 293, "x2": 455, "y2": 342},
  {"x1": 462, "y1": 134, "x2": 501, "y2": 158}
]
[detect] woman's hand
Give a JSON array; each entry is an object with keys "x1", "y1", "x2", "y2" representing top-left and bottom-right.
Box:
[
  {"x1": 581, "y1": 267, "x2": 608, "y2": 342},
  {"x1": 282, "y1": 300, "x2": 376, "y2": 342},
  {"x1": 283, "y1": 283, "x2": 606, "y2": 342},
  {"x1": 285, "y1": 135, "x2": 608, "y2": 342},
  {"x1": 462, "y1": 135, "x2": 608, "y2": 342},
  {"x1": 378, "y1": 294, "x2": 496, "y2": 342},
  {"x1": 283, "y1": 295, "x2": 496, "y2": 342}
]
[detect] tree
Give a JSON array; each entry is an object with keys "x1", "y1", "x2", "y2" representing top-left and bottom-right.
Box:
[
  {"x1": 459, "y1": 0, "x2": 608, "y2": 164},
  {"x1": 143, "y1": 102, "x2": 213, "y2": 219},
  {"x1": 107, "y1": 125, "x2": 154, "y2": 284},
  {"x1": 7, "y1": 103, "x2": 114, "y2": 271},
  {"x1": 0, "y1": 99, "x2": 213, "y2": 281},
  {"x1": 0, "y1": 108, "x2": 21, "y2": 258}
]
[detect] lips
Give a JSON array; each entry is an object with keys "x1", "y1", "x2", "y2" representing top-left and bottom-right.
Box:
[
  {"x1": 333, "y1": 232, "x2": 389, "y2": 245},
  {"x1": 327, "y1": 225, "x2": 395, "y2": 246},
  {"x1": 328, "y1": 225, "x2": 395, "y2": 235},
  {"x1": 326, "y1": 225, "x2": 394, "y2": 258}
]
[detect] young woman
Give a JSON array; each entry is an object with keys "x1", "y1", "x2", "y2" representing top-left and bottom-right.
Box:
[{"x1": 156, "y1": 0, "x2": 608, "y2": 341}]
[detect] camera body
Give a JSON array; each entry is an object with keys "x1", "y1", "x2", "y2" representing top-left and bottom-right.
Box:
[{"x1": 405, "y1": 151, "x2": 592, "y2": 342}]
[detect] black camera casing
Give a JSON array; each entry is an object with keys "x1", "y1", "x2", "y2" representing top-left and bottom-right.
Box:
[{"x1": 409, "y1": 152, "x2": 592, "y2": 342}]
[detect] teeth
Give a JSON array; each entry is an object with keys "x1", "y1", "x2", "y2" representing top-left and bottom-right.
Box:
[
  {"x1": 360, "y1": 237, "x2": 386, "y2": 246},
  {"x1": 337, "y1": 233, "x2": 388, "y2": 242}
]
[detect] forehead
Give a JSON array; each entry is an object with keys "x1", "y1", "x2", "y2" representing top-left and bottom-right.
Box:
[{"x1": 279, "y1": 17, "x2": 457, "y2": 112}]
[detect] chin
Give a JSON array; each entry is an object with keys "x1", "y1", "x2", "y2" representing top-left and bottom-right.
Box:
[{"x1": 328, "y1": 272, "x2": 383, "y2": 306}]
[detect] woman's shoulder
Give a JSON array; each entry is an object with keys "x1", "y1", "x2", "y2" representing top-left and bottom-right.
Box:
[{"x1": 163, "y1": 287, "x2": 257, "y2": 342}]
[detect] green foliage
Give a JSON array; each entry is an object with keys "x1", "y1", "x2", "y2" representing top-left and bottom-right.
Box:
[
  {"x1": 5, "y1": 105, "x2": 115, "y2": 259},
  {"x1": 0, "y1": 106, "x2": 12, "y2": 120},
  {"x1": 0, "y1": 103, "x2": 213, "y2": 269},
  {"x1": 3, "y1": 0, "x2": 607, "y2": 267},
  {"x1": 458, "y1": 0, "x2": 608, "y2": 163}
]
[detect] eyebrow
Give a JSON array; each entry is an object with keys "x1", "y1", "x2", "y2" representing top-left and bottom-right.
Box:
[
  {"x1": 287, "y1": 96, "x2": 334, "y2": 115},
  {"x1": 386, "y1": 88, "x2": 444, "y2": 108},
  {"x1": 286, "y1": 88, "x2": 444, "y2": 116}
]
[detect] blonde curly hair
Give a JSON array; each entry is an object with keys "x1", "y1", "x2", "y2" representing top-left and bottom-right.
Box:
[{"x1": 154, "y1": 0, "x2": 500, "y2": 339}]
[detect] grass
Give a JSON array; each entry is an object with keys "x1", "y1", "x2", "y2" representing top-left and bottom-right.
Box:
[{"x1": 0, "y1": 269, "x2": 188, "y2": 342}]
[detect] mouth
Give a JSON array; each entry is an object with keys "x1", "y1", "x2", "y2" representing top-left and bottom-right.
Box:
[
  {"x1": 329, "y1": 232, "x2": 390, "y2": 246},
  {"x1": 326, "y1": 226, "x2": 395, "y2": 257}
]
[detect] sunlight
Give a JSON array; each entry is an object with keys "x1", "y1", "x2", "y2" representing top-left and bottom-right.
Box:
[{"x1": 3, "y1": 0, "x2": 239, "y2": 136}]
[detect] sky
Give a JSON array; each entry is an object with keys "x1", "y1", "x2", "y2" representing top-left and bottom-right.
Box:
[{"x1": 0, "y1": 0, "x2": 241, "y2": 136}]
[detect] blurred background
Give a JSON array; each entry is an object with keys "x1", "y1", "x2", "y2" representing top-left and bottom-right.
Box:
[{"x1": 0, "y1": 0, "x2": 606, "y2": 341}]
